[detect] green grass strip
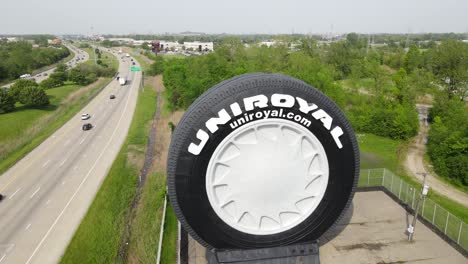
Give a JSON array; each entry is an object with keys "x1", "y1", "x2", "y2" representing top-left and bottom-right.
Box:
[{"x1": 60, "y1": 86, "x2": 157, "y2": 263}]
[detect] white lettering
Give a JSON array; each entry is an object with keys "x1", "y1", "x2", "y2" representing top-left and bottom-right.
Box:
[
  {"x1": 244, "y1": 95, "x2": 268, "y2": 111},
  {"x1": 188, "y1": 130, "x2": 209, "y2": 155},
  {"x1": 312, "y1": 109, "x2": 333, "y2": 130},
  {"x1": 296, "y1": 97, "x2": 318, "y2": 114},
  {"x1": 206, "y1": 109, "x2": 231, "y2": 133},
  {"x1": 330, "y1": 126, "x2": 344, "y2": 149},
  {"x1": 271, "y1": 94, "x2": 295, "y2": 108},
  {"x1": 230, "y1": 102, "x2": 243, "y2": 116}
]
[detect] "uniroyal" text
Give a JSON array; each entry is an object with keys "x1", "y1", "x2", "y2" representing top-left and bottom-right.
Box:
[{"x1": 188, "y1": 94, "x2": 345, "y2": 155}]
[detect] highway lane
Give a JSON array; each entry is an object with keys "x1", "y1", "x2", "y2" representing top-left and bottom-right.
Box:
[
  {"x1": 0, "y1": 51, "x2": 141, "y2": 263},
  {"x1": 2, "y1": 43, "x2": 89, "y2": 88}
]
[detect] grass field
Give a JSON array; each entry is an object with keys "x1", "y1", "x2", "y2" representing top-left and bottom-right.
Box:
[
  {"x1": 358, "y1": 133, "x2": 403, "y2": 172},
  {"x1": 161, "y1": 204, "x2": 178, "y2": 264},
  {"x1": 0, "y1": 78, "x2": 110, "y2": 175},
  {"x1": 60, "y1": 86, "x2": 157, "y2": 264},
  {"x1": 83, "y1": 47, "x2": 119, "y2": 70},
  {"x1": 126, "y1": 172, "x2": 166, "y2": 263}
]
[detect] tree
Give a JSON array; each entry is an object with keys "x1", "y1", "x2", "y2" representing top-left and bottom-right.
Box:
[
  {"x1": 19, "y1": 86, "x2": 49, "y2": 106},
  {"x1": 431, "y1": 40, "x2": 468, "y2": 99},
  {"x1": 40, "y1": 76, "x2": 63, "y2": 89},
  {"x1": 68, "y1": 68, "x2": 88, "y2": 85},
  {"x1": 9, "y1": 79, "x2": 38, "y2": 101},
  {"x1": 55, "y1": 63, "x2": 67, "y2": 73},
  {"x1": 393, "y1": 68, "x2": 414, "y2": 104},
  {"x1": 0, "y1": 89, "x2": 15, "y2": 113},
  {"x1": 403, "y1": 45, "x2": 422, "y2": 73}
]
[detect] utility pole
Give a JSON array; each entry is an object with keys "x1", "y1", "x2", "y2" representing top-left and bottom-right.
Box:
[
  {"x1": 91, "y1": 26, "x2": 97, "y2": 65},
  {"x1": 408, "y1": 173, "x2": 429, "y2": 241}
]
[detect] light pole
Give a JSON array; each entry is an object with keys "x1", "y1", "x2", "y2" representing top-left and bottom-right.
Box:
[
  {"x1": 91, "y1": 26, "x2": 97, "y2": 65},
  {"x1": 408, "y1": 173, "x2": 429, "y2": 241}
]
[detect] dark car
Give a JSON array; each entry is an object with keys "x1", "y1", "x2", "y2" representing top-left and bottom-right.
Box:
[
  {"x1": 132, "y1": 62, "x2": 136, "y2": 65},
  {"x1": 110, "y1": 94, "x2": 116, "y2": 99},
  {"x1": 82, "y1": 123, "x2": 93, "y2": 131},
  {"x1": 0, "y1": 193, "x2": 4, "y2": 202}
]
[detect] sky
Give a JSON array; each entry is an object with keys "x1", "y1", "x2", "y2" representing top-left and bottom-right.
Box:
[{"x1": 1, "y1": 0, "x2": 467, "y2": 35}]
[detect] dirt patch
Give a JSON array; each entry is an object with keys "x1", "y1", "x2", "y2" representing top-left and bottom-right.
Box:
[
  {"x1": 126, "y1": 145, "x2": 144, "y2": 169},
  {"x1": 146, "y1": 75, "x2": 184, "y2": 173},
  {"x1": 404, "y1": 104, "x2": 468, "y2": 207},
  {"x1": 336, "y1": 242, "x2": 387, "y2": 251}
]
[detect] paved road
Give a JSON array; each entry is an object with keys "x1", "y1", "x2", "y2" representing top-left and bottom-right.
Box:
[
  {"x1": 2, "y1": 43, "x2": 88, "y2": 88},
  {"x1": 0, "y1": 51, "x2": 141, "y2": 263},
  {"x1": 404, "y1": 104, "x2": 468, "y2": 207}
]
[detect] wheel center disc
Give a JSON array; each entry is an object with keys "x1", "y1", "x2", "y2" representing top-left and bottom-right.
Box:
[{"x1": 206, "y1": 119, "x2": 329, "y2": 235}]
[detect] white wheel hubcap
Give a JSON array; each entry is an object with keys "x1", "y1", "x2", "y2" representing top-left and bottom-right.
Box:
[{"x1": 206, "y1": 119, "x2": 329, "y2": 235}]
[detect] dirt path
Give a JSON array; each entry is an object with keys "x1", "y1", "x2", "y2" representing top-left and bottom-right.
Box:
[{"x1": 404, "y1": 104, "x2": 468, "y2": 207}]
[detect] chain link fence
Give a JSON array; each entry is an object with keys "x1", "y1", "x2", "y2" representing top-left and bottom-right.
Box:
[{"x1": 359, "y1": 168, "x2": 468, "y2": 252}]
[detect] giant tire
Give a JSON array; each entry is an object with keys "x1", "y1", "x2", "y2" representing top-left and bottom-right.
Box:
[{"x1": 167, "y1": 73, "x2": 359, "y2": 249}]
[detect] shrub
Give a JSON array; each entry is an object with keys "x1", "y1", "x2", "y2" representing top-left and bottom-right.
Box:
[
  {"x1": 9, "y1": 79, "x2": 38, "y2": 101},
  {"x1": 19, "y1": 86, "x2": 49, "y2": 107},
  {"x1": 0, "y1": 89, "x2": 15, "y2": 113}
]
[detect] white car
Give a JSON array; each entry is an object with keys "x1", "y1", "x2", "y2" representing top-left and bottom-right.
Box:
[{"x1": 81, "y1": 113, "x2": 91, "y2": 120}]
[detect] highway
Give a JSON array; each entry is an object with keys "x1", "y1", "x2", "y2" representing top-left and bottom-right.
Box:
[
  {"x1": 0, "y1": 50, "x2": 140, "y2": 263},
  {"x1": 2, "y1": 43, "x2": 89, "y2": 88}
]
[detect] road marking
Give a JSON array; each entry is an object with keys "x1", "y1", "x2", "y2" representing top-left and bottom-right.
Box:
[
  {"x1": 26, "y1": 66, "x2": 136, "y2": 264},
  {"x1": 0, "y1": 254, "x2": 5, "y2": 263},
  {"x1": 42, "y1": 160, "x2": 50, "y2": 168},
  {"x1": 79, "y1": 138, "x2": 86, "y2": 145},
  {"x1": 59, "y1": 158, "x2": 68, "y2": 167},
  {"x1": 9, "y1": 188, "x2": 21, "y2": 200},
  {"x1": 25, "y1": 224, "x2": 31, "y2": 230},
  {"x1": 30, "y1": 187, "x2": 40, "y2": 199}
]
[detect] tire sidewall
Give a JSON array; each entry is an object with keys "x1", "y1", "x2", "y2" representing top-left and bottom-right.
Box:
[{"x1": 168, "y1": 73, "x2": 359, "y2": 249}]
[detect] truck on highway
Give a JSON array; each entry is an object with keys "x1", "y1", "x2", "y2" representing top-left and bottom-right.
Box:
[
  {"x1": 20, "y1": 74, "x2": 33, "y2": 80},
  {"x1": 119, "y1": 77, "x2": 126, "y2": 86}
]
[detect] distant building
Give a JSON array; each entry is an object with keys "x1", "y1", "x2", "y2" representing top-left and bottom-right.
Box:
[
  {"x1": 183, "y1": 41, "x2": 214, "y2": 52},
  {"x1": 107, "y1": 38, "x2": 134, "y2": 45},
  {"x1": 159, "y1": 41, "x2": 181, "y2": 51},
  {"x1": 48, "y1": 39, "x2": 62, "y2": 45}
]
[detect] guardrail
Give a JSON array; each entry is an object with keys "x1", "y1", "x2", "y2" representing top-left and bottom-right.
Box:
[{"x1": 359, "y1": 168, "x2": 467, "y2": 252}]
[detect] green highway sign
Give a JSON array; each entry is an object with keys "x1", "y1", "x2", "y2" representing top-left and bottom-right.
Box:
[{"x1": 131, "y1": 66, "x2": 141, "y2": 72}]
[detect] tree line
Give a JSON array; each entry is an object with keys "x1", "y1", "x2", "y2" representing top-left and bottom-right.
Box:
[
  {"x1": 0, "y1": 40, "x2": 70, "y2": 82},
  {"x1": 0, "y1": 61, "x2": 115, "y2": 114}
]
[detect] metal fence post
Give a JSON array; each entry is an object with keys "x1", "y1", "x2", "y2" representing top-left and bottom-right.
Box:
[
  {"x1": 390, "y1": 173, "x2": 394, "y2": 192},
  {"x1": 398, "y1": 180, "x2": 403, "y2": 199},
  {"x1": 457, "y1": 222, "x2": 463, "y2": 244},
  {"x1": 432, "y1": 204, "x2": 437, "y2": 224},
  {"x1": 421, "y1": 198, "x2": 426, "y2": 217},
  {"x1": 444, "y1": 212, "x2": 450, "y2": 234},
  {"x1": 367, "y1": 170, "x2": 370, "y2": 186},
  {"x1": 411, "y1": 188, "x2": 416, "y2": 209},
  {"x1": 381, "y1": 169, "x2": 385, "y2": 186}
]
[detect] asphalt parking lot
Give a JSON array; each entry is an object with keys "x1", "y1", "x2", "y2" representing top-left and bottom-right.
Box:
[{"x1": 188, "y1": 191, "x2": 466, "y2": 264}]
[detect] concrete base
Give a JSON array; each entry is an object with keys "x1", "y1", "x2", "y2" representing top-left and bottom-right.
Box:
[{"x1": 206, "y1": 242, "x2": 319, "y2": 264}]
